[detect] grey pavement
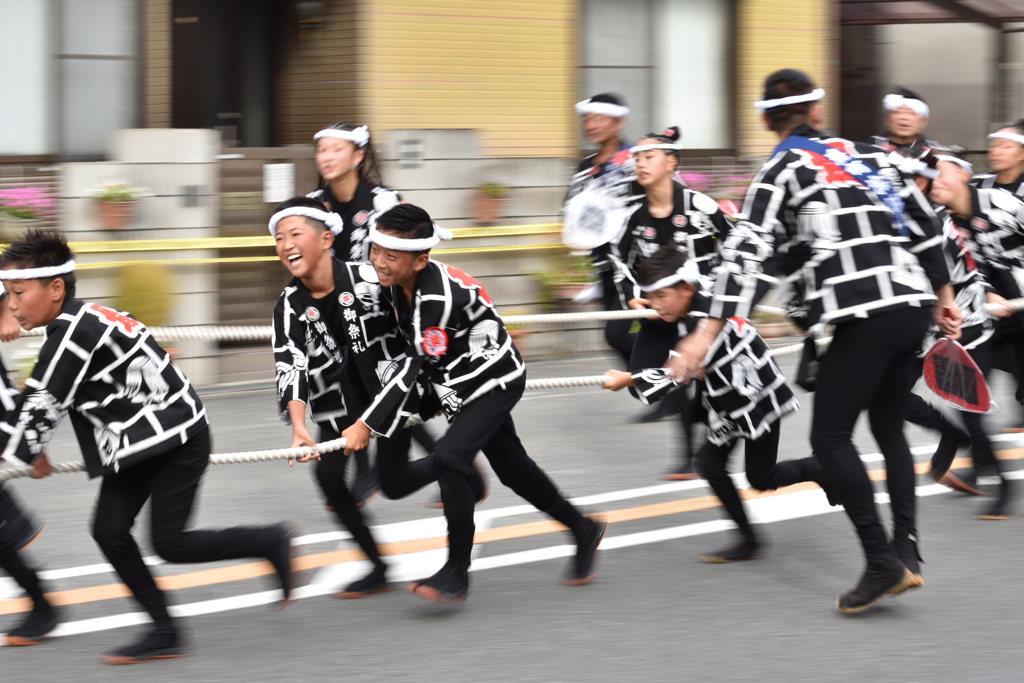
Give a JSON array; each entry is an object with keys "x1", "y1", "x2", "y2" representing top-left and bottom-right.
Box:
[{"x1": 2, "y1": 353, "x2": 1023, "y2": 682}]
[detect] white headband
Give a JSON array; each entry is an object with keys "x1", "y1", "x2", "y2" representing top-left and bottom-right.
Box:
[
  {"x1": 639, "y1": 260, "x2": 700, "y2": 292},
  {"x1": 753, "y1": 88, "x2": 825, "y2": 113},
  {"x1": 269, "y1": 207, "x2": 343, "y2": 236},
  {"x1": 935, "y1": 154, "x2": 973, "y2": 175},
  {"x1": 0, "y1": 259, "x2": 76, "y2": 280},
  {"x1": 313, "y1": 126, "x2": 370, "y2": 148},
  {"x1": 575, "y1": 99, "x2": 630, "y2": 119},
  {"x1": 883, "y1": 93, "x2": 929, "y2": 118},
  {"x1": 369, "y1": 223, "x2": 453, "y2": 252},
  {"x1": 888, "y1": 152, "x2": 939, "y2": 180},
  {"x1": 989, "y1": 131, "x2": 1024, "y2": 146},
  {"x1": 630, "y1": 143, "x2": 683, "y2": 154}
]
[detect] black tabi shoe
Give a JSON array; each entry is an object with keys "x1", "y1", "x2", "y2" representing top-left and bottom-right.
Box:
[
  {"x1": 268, "y1": 520, "x2": 303, "y2": 609},
  {"x1": 336, "y1": 564, "x2": 392, "y2": 599},
  {"x1": 935, "y1": 469, "x2": 986, "y2": 496},
  {"x1": 700, "y1": 538, "x2": 760, "y2": 564},
  {"x1": 892, "y1": 535, "x2": 925, "y2": 586},
  {"x1": 974, "y1": 477, "x2": 1017, "y2": 520},
  {"x1": 102, "y1": 627, "x2": 187, "y2": 665},
  {"x1": 836, "y1": 563, "x2": 918, "y2": 614},
  {"x1": 4, "y1": 603, "x2": 59, "y2": 647},
  {"x1": 660, "y1": 459, "x2": 699, "y2": 481},
  {"x1": 565, "y1": 518, "x2": 606, "y2": 586},
  {"x1": 0, "y1": 487, "x2": 46, "y2": 552},
  {"x1": 409, "y1": 562, "x2": 470, "y2": 605}
]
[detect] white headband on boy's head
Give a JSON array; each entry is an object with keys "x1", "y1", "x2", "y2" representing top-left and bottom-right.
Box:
[
  {"x1": 313, "y1": 126, "x2": 370, "y2": 148},
  {"x1": 753, "y1": 88, "x2": 825, "y2": 113},
  {"x1": 988, "y1": 131, "x2": 1024, "y2": 146},
  {"x1": 883, "y1": 93, "x2": 930, "y2": 118},
  {"x1": 639, "y1": 260, "x2": 700, "y2": 292},
  {"x1": 575, "y1": 99, "x2": 630, "y2": 119},
  {"x1": 268, "y1": 207, "x2": 343, "y2": 237},
  {"x1": 0, "y1": 259, "x2": 76, "y2": 280},
  {"x1": 934, "y1": 154, "x2": 973, "y2": 175},
  {"x1": 369, "y1": 223, "x2": 453, "y2": 252}
]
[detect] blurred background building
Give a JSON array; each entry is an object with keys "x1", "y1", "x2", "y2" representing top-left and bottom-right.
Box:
[{"x1": 0, "y1": 0, "x2": 1023, "y2": 385}]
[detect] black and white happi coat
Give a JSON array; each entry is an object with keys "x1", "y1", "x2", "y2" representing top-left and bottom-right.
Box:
[
  {"x1": 971, "y1": 171, "x2": 1024, "y2": 200},
  {"x1": 867, "y1": 135, "x2": 942, "y2": 159},
  {"x1": 307, "y1": 182, "x2": 401, "y2": 262},
  {"x1": 360, "y1": 260, "x2": 525, "y2": 438},
  {"x1": 632, "y1": 316, "x2": 798, "y2": 446},
  {"x1": 610, "y1": 181, "x2": 732, "y2": 305},
  {"x1": 273, "y1": 259, "x2": 406, "y2": 433},
  {"x1": 709, "y1": 124, "x2": 948, "y2": 332},
  {"x1": 0, "y1": 299, "x2": 207, "y2": 478},
  {"x1": 958, "y1": 185, "x2": 1024, "y2": 305}
]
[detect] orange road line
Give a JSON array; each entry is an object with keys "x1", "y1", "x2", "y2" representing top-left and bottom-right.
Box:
[{"x1": 1, "y1": 448, "x2": 1019, "y2": 617}]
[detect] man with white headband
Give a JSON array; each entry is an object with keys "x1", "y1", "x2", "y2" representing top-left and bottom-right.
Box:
[
  {"x1": 602, "y1": 246, "x2": 835, "y2": 563},
  {"x1": 0, "y1": 230, "x2": 298, "y2": 663},
  {"x1": 974, "y1": 120, "x2": 1024, "y2": 200},
  {"x1": 870, "y1": 87, "x2": 938, "y2": 157},
  {"x1": 673, "y1": 68, "x2": 962, "y2": 614},
  {"x1": 341, "y1": 202, "x2": 606, "y2": 605},
  {"x1": 564, "y1": 93, "x2": 645, "y2": 367}
]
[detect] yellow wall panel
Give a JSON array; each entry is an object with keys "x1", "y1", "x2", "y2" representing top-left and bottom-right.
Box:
[
  {"x1": 736, "y1": 0, "x2": 835, "y2": 158},
  {"x1": 361, "y1": 0, "x2": 577, "y2": 157}
]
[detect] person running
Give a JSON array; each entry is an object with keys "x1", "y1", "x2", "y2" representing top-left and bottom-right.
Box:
[
  {"x1": 306, "y1": 121, "x2": 403, "y2": 505},
  {"x1": 340, "y1": 203, "x2": 606, "y2": 605},
  {"x1": 611, "y1": 127, "x2": 732, "y2": 480},
  {"x1": 869, "y1": 87, "x2": 940, "y2": 156},
  {"x1": 0, "y1": 230, "x2": 297, "y2": 664},
  {"x1": 271, "y1": 197, "x2": 485, "y2": 597},
  {"x1": 603, "y1": 247, "x2": 835, "y2": 562},
  {"x1": 672, "y1": 69, "x2": 962, "y2": 614},
  {"x1": 564, "y1": 93, "x2": 645, "y2": 366}
]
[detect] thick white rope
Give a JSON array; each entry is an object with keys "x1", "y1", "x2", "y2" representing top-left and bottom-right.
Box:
[{"x1": 0, "y1": 438, "x2": 347, "y2": 483}]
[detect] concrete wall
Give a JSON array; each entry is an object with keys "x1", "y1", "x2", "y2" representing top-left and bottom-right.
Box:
[{"x1": 0, "y1": 1, "x2": 53, "y2": 155}]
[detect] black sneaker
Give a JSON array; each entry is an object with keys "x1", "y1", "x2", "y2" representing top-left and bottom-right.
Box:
[
  {"x1": 0, "y1": 485, "x2": 45, "y2": 551},
  {"x1": 892, "y1": 535, "x2": 924, "y2": 586},
  {"x1": 408, "y1": 562, "x2": 470, "y2": 605},
  {"x1": 565, "y1": 518, "x2": 606, "y2": 586},
  {"x1": 660, "y1": 459, "x2": 699, "y2": 481},
  {"x1": 336, "y1": 565, "x2": 392, "y2": 599},
  {"x1": 4, "y1": 603, "x2": 59, "y2": 647},
  {"x1": 836, "y1": 563, "x2": 918, "y2": 614},
  {"x1": 267, "y1": 520, "x2": 303, "y2": 609},
  {"x1": 102, "y1": 627, "x2": 186, "y2": 665},
  {"x1": 700, "y1": 539, "x2": 760, "y2": 563},
  {"x1": 975, "y1": 477, "x2": 1016, "y2": 520}
]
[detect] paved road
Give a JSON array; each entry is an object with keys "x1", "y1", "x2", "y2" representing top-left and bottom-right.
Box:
[{"x1": 2, "y1": 353, "x2": 1023, "y2": 682}]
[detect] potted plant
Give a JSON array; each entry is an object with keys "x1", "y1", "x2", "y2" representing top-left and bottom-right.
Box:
[
  {"x1": 472, "y1": 179, "x2": 509, "y2": 225},
  {"x1": 532, "y1": 254, "x2": 596, "y2": 310},
  {"x1": 87, "y1": 181, "x2": 150, "y2": 230},
  {"x1": 0, "y1": 186, "x2": 57, "y2": 241}
]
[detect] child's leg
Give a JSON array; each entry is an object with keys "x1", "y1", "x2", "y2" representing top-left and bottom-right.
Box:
[
  {"x1": 695, "y1": 438, "x2": 753, "y2": 542},
  {"x1": 377, "y1": 427, "x2": 438, "y2": 500},
  {"x1": 743, "y1": 428, "x2": 828, "y2": 494}
]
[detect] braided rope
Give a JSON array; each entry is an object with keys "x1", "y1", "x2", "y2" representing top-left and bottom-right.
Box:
[{"x1": 0, "y1": 438, "x2": 348, "y2": 483}]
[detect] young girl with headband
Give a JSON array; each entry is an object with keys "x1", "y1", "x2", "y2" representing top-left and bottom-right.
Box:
[{"x1": 610, "y1": 125, "x2": 733, "y2": 481}]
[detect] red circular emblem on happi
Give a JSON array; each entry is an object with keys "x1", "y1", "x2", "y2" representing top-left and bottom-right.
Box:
[
  {"x1": 354, "y1": 210, "x2": 370, "y2": 226},
  {"x1": 339, "y1": 292, "x2": 355, "y2": 307},
  {"x1": 672, "y1": 215, "x2": 686, "y2": 228},
  {"x1": 970, "y1": 217, "x2": 988, "y2": 231},
  {"x1": 306, "y1": 307, "x2": 320, "y2": 321},
  {"x1": 422, "y1": 327, "x2": 449, "y2": 357},
  {"x1": 642, "y1": 227, "x2": 657, "y2": 239}
]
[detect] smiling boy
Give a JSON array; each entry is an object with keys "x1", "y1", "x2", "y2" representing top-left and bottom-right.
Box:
[
  {"x1": 340, "y1": 203, "x2": 605, "y2": 605},
  {"x1": 0, "y1": 230, "x2": 297, "y2": 664}
]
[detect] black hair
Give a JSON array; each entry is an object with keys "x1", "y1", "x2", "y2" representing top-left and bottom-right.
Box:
[
  {"x1": 587, "y1": 93, "x2": 626, "y2": 107},
  {"x1": 997, "y1": 118, "x2": 1024, "y2": 135},
  {"x1": 376, "y1": 203, "x2": 435, "y2": 255},
  {"x1": 636, "y1": 246, "x2": 690, "y2": 289},
  {"x1": 761, "y1": 69, "x2": 818, "y2": 133},
  {"x1": 888, "y1": 86, "x2": 927, "y2": 105},
  {"x1": 638, "y1": 126, "x2": 682, "y2": 158},
  {"x1": 273, "y1": 196, "x2": 332, "y2": 232},
  {"x1": 316, "y1": 121, "x2": 384, "y2": 188},
  {"x1": 0, "y1": 228, "x2": 76, "y2": 300}
]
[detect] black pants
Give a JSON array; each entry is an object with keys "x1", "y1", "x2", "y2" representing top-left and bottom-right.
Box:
[
  {"x1": 434, "y1": 377, "x2": 589, "y2": 567},
  {"x1": 991, "y1": 313, "x2": 1024, "y2": 405},
  {"x1": 698, "y1": 428, "x2": 824, "y2": 542},
  {"x1": 0, "y1": 484, "x2": 47, "y2": 609},
  {"x1": 317, "y1": 422, "x2": 439, "y2": 569},
  {"x1": 602, "y1": 270, "x2": 636, "y2": 365},
  {"x1": 91, "y1": 427, "x2": 279, "y2": 629},
  {"x1": 906, "y1": 340, "x2": 1000, "y2": 476},
  {"x1": 628, "y1": 318, "x2": 696, "y2": 464},
  {"x1": 810, "y1": 306, "x2": 931, "y2": 570}
]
